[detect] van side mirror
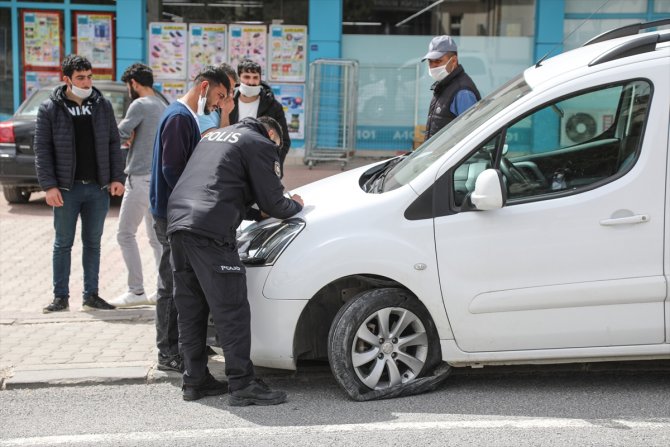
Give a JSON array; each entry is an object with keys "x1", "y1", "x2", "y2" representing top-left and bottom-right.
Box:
[{"x1": 470, "y1": 169, "x2": 506, "y2": 210}]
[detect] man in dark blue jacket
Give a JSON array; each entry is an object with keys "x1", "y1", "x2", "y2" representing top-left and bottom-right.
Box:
[
  {"x1": 149, "y1": 65, "x2": 232, "y2": 373},
  {"x1": 167, "y1": 117, "x2": 303, "y2": 404},
  {"x1": 35, "y1": 54, "x2": 125, "y2": 313},
  {"x1": 422, "y1": 35, "x2": 481, "y2": 140}
]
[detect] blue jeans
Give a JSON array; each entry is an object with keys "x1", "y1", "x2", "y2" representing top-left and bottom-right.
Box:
[{"x1": 52, "y1": 182, "x2": 110, "y2": 298}]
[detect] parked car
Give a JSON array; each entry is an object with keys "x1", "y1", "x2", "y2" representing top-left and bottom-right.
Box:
[
  {"x1": 0, "y1": 81, "x2": 168, "y2": 203},
  {"x1": 218, "y1": 22, "x2": 670, "y2": 399}
]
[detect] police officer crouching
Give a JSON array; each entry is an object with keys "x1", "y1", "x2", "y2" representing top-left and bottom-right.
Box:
[{"x1": 167, "y1": 116, "x2": 304, "y2": 404}]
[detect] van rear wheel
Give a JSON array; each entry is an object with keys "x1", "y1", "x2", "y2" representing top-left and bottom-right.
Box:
[{"x1": 328, "y1": 288, "x2": 440, "y2": 397}]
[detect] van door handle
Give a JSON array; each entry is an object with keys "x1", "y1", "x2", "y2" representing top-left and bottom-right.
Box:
[{"x1": 600, "y1": 214, "x2": 650, "y2": 226}]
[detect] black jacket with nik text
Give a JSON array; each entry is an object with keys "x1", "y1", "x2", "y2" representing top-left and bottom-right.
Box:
[{"x1": 166, "y1": 118, "x2": 302, "y2": 241}]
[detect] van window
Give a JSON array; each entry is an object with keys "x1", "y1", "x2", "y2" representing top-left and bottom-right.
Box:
[{"x1": 498, "y1": 80, "x2": 650, "y2": 202}]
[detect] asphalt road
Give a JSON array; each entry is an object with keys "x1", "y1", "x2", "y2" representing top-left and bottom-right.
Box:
[{"x1": 2, "y1": 363, "x2": 670, "y2": 447}]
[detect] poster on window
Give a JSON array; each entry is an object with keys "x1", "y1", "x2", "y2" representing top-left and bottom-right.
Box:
[
  {"x1": 22, "y1": 11, "x2": 62, "y2": 68},
  {"x1": 228, "y1": 24, "x2": 266, "y2": 76},
  {"x1": 148, "y1": 22, "x2": 188, "y2": 80},
  {"x1": 154, "y1": 80, "x2": 187, "y2": 103},
  {"x1": 268, "y1": 25, "x2": 307, "y2": 82},
  {"x1": 24, "y1": 71, "x2": 61, "y2": 98},
  {"x1": 74, "y1": 13, "x2": 114, "y2": 70},
  {"x1": 271, "y1": 83, "x2": 305, "y2": 140},
  {"x1": 188, "y1": 24, "x2": 227, "y2": 80}
]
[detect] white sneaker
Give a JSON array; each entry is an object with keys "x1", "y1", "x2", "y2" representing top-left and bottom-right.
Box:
[
  {"x1": 110, "y1": 291, "x2": 150, "y2": 308},
  {"x1": 147, "y1": 292, "x2": 158, "y2": 305}
]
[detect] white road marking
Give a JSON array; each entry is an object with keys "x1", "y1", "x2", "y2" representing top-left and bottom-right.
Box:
[{"x1": 2, "y1": 417, "x2": 670, "y2": 446}]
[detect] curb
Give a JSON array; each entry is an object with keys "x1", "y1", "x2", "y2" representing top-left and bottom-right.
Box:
[{"x1": 2, "y1": 362, "x2": 182, "y2": 390}]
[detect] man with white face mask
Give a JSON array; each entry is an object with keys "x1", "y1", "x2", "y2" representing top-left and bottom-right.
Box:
[
  {"x1": 422, "y1": 35, "x2": 481, "y2": 140},
  {"x1": 149, "y1": 65, "x2": 232, "y2": 373},
  {"x1": 35, "y1": 54, "x2": 125, "y2": 313},
  {"x1": 227, "y1": 60, "x2": 291, "y2": 174}
]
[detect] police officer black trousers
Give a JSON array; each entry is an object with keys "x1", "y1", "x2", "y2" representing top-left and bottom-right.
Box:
[{"x1": 169, "y1": 230, "x2": 254, "y2": 391}]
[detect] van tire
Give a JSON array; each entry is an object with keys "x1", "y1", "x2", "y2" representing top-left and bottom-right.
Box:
[{"x1": 328, "y1": 287, "x2": 441, "y2": 399}]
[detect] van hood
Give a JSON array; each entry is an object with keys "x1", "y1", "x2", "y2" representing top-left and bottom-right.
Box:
[{"x1": 292, "y1": 163, "x2": 381, "y2": 222}]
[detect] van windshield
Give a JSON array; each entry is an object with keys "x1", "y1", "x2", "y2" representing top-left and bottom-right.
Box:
[{"x1": 381, "y1": 75, "x2": 532, "y2": 193}]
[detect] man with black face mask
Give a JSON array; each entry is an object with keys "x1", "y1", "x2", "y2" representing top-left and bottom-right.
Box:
[
  {"x1": 227, "y1": 59, "x2": 291, "y2": 173},
  {"x1": 109, "y1": 63, "x2": 167, "y2": 309}
]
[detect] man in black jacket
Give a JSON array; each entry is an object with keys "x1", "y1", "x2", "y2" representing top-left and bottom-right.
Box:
[
  {"x1": 34, "y1": 54, "x2": 125, "y2": 313},
  {"x1": 228, "y1": 60, "x2": 291, "y2": 170},
  {"x1": 167, "y1": 116, "x2": 303, "y2": 404},
  {"x1": 423, "y1": 35, "x2": 481, "y2": 140}
]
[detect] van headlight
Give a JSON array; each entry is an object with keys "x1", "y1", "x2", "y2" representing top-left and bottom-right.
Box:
[{"x1": 237, "y1": 218, "x2": 305, "y2": 266}]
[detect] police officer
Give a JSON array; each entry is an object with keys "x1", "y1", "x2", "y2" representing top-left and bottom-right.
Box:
[{"x1": 167, "y1": 116, "x2": 303, "y2": 404}]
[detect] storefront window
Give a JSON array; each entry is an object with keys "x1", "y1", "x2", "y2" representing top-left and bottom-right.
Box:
[
  {"x1": 0, "y1": 8, "x2": 13, "y2": 117},
  {"x1": 343, "y1": 0, "x2": 535, "y2": 37},
  {"x1": 655, "y1": 0, "x2": 670, "y2": 13},
  {"x1": 565, "y1": 0, "x2": 647, "y2": 14},
  {"x1": 71, "y1": 0, "x2": 116, "y2": 3},
  {"x1": 160, "y1": 0, "x2": 307, "y2": 25}
]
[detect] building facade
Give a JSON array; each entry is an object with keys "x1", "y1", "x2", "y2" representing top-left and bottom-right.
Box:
[{"x1": 1, "y1": 0, "x2": 668, "y2": 150}]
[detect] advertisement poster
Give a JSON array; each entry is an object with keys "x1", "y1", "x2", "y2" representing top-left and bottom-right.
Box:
[
  {"x1": 188, "y1": 24, "x2": 227, "y2": 80},
  {"x1": 268, "y1": 25, "x2": 307, "y2": 82},
  {"x1": 228, "y1": 25, "x2": 267, "y2": 75},
  {"x1": 272, "y1": 83, "x2": 305, "y2": 140},
  {"x1": 74, "y1": 13, "x2": 114, "y2": 69},
  {"x1": 22, "y1": 11, "x2": 61, "y2": 68},
  {"x1": 155, "y1": 81, "x2": 187, "y2": 102},
  {"x1": 24, "y1": 71, "x2": 61, "y2": 98},
  {"x1": 148, "y1": 22, "x2": 188, "y2": 80}
]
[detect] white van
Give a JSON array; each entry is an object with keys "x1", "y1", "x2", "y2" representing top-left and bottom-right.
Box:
[{"x1": 235, "y1": 22, "x2": 670, "y2": 398}]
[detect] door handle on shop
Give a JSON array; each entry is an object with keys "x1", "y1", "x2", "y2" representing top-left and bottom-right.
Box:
[{"x1": 599, "y1": 214, "x2": 650, "y2": 226}]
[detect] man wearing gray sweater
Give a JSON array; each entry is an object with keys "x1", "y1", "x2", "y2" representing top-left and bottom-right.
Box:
[{"x1": 111, "y1": 64, "x2": 167, "y2": 308}]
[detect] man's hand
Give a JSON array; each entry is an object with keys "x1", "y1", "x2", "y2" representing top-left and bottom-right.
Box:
[
  {"x1": 109, "y1": 181, "x2": 125, "y2": 196},
  {"x1": 45, "y1": 187, "x2": 64, "y2": 207},
  {"x1": 291, "y1": 194, "x2": 304, "y2": 207},
  {"x1": 219, "y1": 95, "x2": 235, "y2": 126}
]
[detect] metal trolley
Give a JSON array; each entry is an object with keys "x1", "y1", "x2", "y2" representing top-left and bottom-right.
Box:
[{"x1": 304, "y1": 59, "x2": 359, "y2": 170}]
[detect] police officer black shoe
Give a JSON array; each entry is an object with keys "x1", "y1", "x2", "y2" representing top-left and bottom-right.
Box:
[
  {"x1": 182, "y1": 373, "x2": 228, "y2": 401},
  {"x1": 228, "y1": 378, "x2": 287, "y2": 407},
  {"x1": 43, "y1": 296, "x2": 69, "y2": 313}
]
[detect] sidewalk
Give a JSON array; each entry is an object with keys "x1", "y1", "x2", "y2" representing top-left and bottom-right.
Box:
[{"x1": 0, "y1": 155, "x2": 384, "y2": 389}]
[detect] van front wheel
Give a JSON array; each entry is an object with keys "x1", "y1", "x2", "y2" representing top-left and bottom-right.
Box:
[{"x1": 328, "y1": 288, "x2": 440, "y2": 397}]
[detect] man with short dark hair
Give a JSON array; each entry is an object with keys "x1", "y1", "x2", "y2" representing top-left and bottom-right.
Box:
[
  {"x1": 150, "y1": 66, "x2": 232, "y2": 372},
  {"x1": 35, "y1": 54, "x2": 125, "y2": 313},
  {"x1": 226, "y1": 60, "x2": 291, "y2": 170},
  {"x1": 197, "y1": 63, "x2": 238, "y2": 136},
  {"x1": 167, "y1": 116, "x2": 303, "y2": 404},
  {"x1": 110, "y1": 63, "x2": 167, "y2": 308},
  {"x1": 423, "y1": 35, "x2": 481, "y2": 140}
]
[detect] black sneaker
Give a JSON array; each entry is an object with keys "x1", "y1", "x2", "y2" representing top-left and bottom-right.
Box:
[
  {"x1": 82, "y1": 294, "x2": 116, "y2": 311},
  {"x1": 182, "y1": 373, "x2": 228, "y2": 401},
  {"x1": 229, "y1": 378, "x2": 287, "y2": 407},
  {"x1": 43, "y1": 297, "x2": 69, "y2": 313},
  {"x1": 157, "y1": 354, "x2": 184, "y2": 373}
]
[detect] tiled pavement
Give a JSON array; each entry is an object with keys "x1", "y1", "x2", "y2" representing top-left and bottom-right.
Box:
[{"x1": 0, "y1": 155, "x2": 384, "y2": 389}]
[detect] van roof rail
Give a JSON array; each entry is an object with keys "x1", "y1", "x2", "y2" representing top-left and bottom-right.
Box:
[
  {"x1": 589, "y1": 32, "x2": 670, "y2": 66},
  {"x1": 583, "y1": 18, "x2": 670, "y2": 46}
]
